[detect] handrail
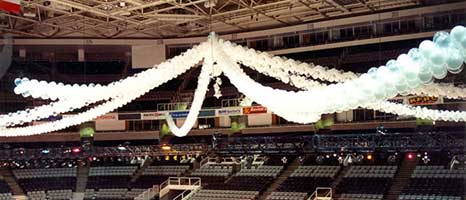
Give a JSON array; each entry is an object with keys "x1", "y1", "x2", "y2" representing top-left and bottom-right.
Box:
[
  {"x1": 134, "y1": 185, "x2": 159, "y2": 200},
  {"x1": 199, "y1": 157, "x2": 209, "y2": 168},
  {"x1": 308, "y1": 187, "x2": 332, "y2": 200},
  {"x1": 172, "y1": 185, "x2": 202, "y2": 200}
]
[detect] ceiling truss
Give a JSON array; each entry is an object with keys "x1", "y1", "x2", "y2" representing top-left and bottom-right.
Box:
[{"x1": 0, "y1": 0, "x2": 425, "y2": 38}]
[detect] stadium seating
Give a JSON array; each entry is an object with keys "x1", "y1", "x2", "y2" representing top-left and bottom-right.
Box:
[
  {"x1": 131, "y1": 165, "x2": 189, "y2": 189},
  {"x1": 276, "y1": 165, "x2": 339, "y2": 193},
  {"x1": 398, "y1": 195, "x2": 462, "y2": 200},
  {"x1": 190, "y1": 164, "x2": 234, "y2": 188},
  {"x1": 84, "y1": 188, "x2": 151, "y2": 200},
  {"x1": 191, "y1": 189, "x2": 259, "y2": 200},
  {"x1": 86, "y1": 166, "x2": 138, "y2": 189},
  {"x1": 204, "y1": 164, "x2": 283, "y2": 192},
  {"x1": 266, "y1": 192, "x2": 308, "y2": 200},
  {"x1": 0, "y1": 178, "x2": 12, "y2": 200},
  {"x1": 336, "y1": 165, "x2": 397, "y2": 196},
  {"x1": 339, "y1": 193, "x2": 384, "y2": 200},
  {"x1": 0, "y1": 193, "x2": 12, "y2": 200},
  {"x1": 27, "y1": 190, "x2": 73, "y2": 200},
  {"x1": 191, "y1": 164, "x2": 233, "y2": 177},
  {"x1": 13, "y1": 167, "x2": 77, "y2": 192},
  {"x1": 401, "y1": 165, "x2": 464, "y2": 198}
]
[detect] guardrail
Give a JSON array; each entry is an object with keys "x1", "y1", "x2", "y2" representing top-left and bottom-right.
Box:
[
  {"x1": 308, "y1": 187, "x2": 332, "y2": 200},
  {"x1": 173, "y1": 186, "x2": 202, "y2": 200},
  {"x1": 160, "y1": 177, "x2": 202, "y2": 198},
  {"x1": 134, "y1": 185, "x2": 160, "y2": 200}
]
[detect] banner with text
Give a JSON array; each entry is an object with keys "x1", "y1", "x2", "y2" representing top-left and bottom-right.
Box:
[
  {"x1": 215, "y1": 107, "x2": 243, "y2": 116},
  {"x1": 243, "y1": 106, "x2": 268, "y2": 115}
]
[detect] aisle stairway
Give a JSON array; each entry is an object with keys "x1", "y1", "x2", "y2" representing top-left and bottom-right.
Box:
[
  {"x1": 0, "y1": 168, "x2": 24, "y2": 195},
  {"x1": 76, "y1": 164, "x2": 90, "y2": 193},
  {"x1": 385, "y1": 158, "x2": 419, "y2": 200},
  {"x1": 131, "y1": 158, "x2": 154, "y2": 183},
  {"x1": 259, "y1": 158, "x2": 300, "y2": 200},
  {"x1": 330, "y1": 165, "x2": 349, "y2": 199}
]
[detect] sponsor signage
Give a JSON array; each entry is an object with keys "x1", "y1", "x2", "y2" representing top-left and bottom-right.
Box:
[
  {"x1": 141, "y1": 112, "x2": 161, "y2": 120},
  {"x1": 387, "y1": 96, "x2": 443, "y2": 105},
  {"x1": 170, "y1": 111, "x2": 189, "y2": 119},
  {"x1": 215, "y1": 107, "x2": 243, "y2": 116},
  {"x1": 118, "y1": 113, "x2": 141, "y2": 120},
  {"x1": 169, "y1": 110, "x2": 216, "y2": 119},
  {"x1": 95, "y1": 113, "x2": 118, "y2": 121},
  {"x1": 408, "y1": 96, "x2": 442, "y2": 105},
  {"x1": 243, "y1": 106, "x2": 267, "y2": 114},
  {"x1": 199, "y1": 110, "x2": 215, "y2": 118}
]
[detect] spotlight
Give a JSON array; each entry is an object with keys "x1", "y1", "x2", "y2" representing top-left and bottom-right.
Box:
[
  {"x1": 72, "y1": 147, "x2": 81, "y2": 153},
  {"x1": 366, "y1": 154, "x2": 373, "y2": 160},
  {"x1": 117, "y1": 144, "x2": 126, "y2": 151},
  {"x1": 316, "y1": 155, "x2": 324, "y2": 164},
  {"x1": 407, "y1": 153, "x2": 414, "y2": 160},
  {"x1": 387, "y1": 155, "x2": 397, "y2": 164},
  {"x1": 161, "y1": 144, "x2": 171, "y2": 151},
  {"x1": 356, "y1": 154, "x2": 364, "y2": 163},
  {"x1": 41, "y1": 149, "x2": 50, "y2": 155},
  {"x1": 422, "y1": 155, "x2": 430, "y2": 164}
]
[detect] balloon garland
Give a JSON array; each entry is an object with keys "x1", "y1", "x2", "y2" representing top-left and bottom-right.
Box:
[{"x1": 1, "y1": 26, "x2": 466, "y2": 137}]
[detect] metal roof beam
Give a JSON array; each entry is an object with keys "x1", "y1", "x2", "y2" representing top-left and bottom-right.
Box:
[{"x1": 324, "y1": 0, "x2": 349, "y2": 12}]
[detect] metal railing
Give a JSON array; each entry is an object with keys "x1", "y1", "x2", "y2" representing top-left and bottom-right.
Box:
[
  {"x1": 134, "y1": 185, "x2": 160, "y2": 200},
  {"x1": 173, "y1": 186, "x2": 202, "y2": 200},
  {"x1": 308, "y1": 187, "x2": 332, "y2": 200},
  {"x1": 159, "y1": 177, "x2": 202, "y2": 198}
]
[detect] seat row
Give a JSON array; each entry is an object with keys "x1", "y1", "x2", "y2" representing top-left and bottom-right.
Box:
[
  {"x1": 27, "y1": 190, "x2": 72, "y2": 200},
  {"x1": 398, "y1": 195, "x2": 462, "y2": 200},
  {"x1": 13, "y1": 168, "x2": 77, "y2": 179},
  {"x1": 344, "y1": 165, "x2": 397, "y2": 178},
  {"x1": 142, "y1": 165, "x2": 189, "y2": 176},
  {"x1": 412, "y1": 166, "x2": 464, "y2": 178},
  {"x1": 339, "y1": 193, "x2": 383, "y2": 200},
  {"x1": 266, "y1": 192, "x2": 308, "y2": 200},
  {"x1": 291, "y1": 165, "x2": 340, "y2": 178},
  {"x1": 0, "y1": 193, "x2": 12, "y2": 200},
  {"x1": 192, "y1": 164, "x2": 233, "y2": 177},
  {"x1": 191, "y1": 189, "x2": 259, "y2": 200},
  {"x1": 89, "y1": 166, "x2": 138, "y2": 176},
  {"x1": 236, "y1": 165, "x2": 283, "y2": 178},
  {"x1": 84, "y1": 188, "x2": 146, "y2": 200}
]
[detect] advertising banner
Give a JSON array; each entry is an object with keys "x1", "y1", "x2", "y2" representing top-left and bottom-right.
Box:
[
  {"x1": 169, "y1": 111, "x2": 189, "y2": 119},
  {"x1": 243, "y1": 106, "x2": 267, "y2": 114},
  {"x1": 141, "y1": 112, "x2": 162, "y2": 120},
  {"x1": 215, "y1": 107, "x2": 243, "y2": 116},
  {"x1": 199, "y1": 110, "x2": 216, "y2": 118},
  {"x1": 118, "y1": 113, "x2": 141, "y2": 120},
  {"x1": 95, "y1": 113, "x2": 118, "y2": 121},
  {"x1": 407, "y1": 96, "x2": 442, "y2": 105}
]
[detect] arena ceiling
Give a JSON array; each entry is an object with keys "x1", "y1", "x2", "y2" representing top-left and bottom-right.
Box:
[{"x1": 0, "y1": 0, "x2": 451, "y2": 38}]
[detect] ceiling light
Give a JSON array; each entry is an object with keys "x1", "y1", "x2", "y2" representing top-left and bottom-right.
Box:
[{"x1": 161, "y1": 144, "x2": 171, "y2": 151}]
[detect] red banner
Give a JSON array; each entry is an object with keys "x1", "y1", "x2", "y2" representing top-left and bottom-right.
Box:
[{"x1": 243, "y1": 106, "x2": 267, "y2": 114}]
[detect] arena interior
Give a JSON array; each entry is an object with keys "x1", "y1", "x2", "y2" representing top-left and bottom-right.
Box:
[{"x1": 0, "y1": 0, "x2": 465, "y2": 199}]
